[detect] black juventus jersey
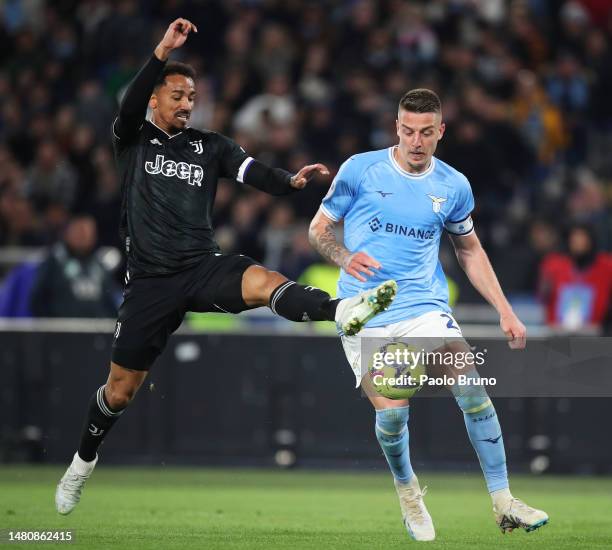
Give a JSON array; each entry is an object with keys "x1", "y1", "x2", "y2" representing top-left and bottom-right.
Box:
[
  {"x1": 113, "y1": 121, "x2": 248, "y2": 276},
  {"x1": 111, "y1": 56, "x2": 249, "y2": 276}
]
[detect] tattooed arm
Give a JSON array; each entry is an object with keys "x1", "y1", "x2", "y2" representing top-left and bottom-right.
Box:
[{"x1": 308, "y1": 208, "x2": 381, "y2": 282}]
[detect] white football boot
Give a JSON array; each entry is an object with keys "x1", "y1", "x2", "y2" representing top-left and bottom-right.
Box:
[
  {"x1": 494, "y1": 496, "x2": 549, "y2": 533},
  {"x1": 335, "y1": 280, "x2": 398, "y2": 336},
  {"x1": 55, "y1": 452, "x2": 98, "y2": 515},
  {"x1": 394, "y1": 475, "x2": 436, "y2": 541}
]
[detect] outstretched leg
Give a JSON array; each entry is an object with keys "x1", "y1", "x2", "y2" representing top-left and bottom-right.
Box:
[
  {"x1": 239, "y1": 265, "x2": 397, "y2": 334},
  {"x1": 241, "y1": 266, "x2": 338, "y2": 321},
  {"x1": 55, "y1": 363, "x2": 147, "y2": 515}
]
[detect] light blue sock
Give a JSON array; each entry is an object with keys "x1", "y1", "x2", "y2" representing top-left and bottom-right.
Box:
[
  {"x1": 375, "y1": 406, "x2": 414, "y2": 484},
  {"x1": 453, "y1": 370, "x2": 509, "y2": 493}
]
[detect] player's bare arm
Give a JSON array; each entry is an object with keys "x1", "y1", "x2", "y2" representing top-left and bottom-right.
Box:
[
  {"x1": 309, "y1": 208, "x2": 381, "y2": 282},
  {"x1": 449, "y1": 230, "x2": 526, "y2": 349}
]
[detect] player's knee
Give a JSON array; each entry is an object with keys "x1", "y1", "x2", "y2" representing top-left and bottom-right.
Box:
[
  {"x1": 375, "y1": 406, "x2": 409, "y2": 440},
  {"x1": 106, "y1": 372, "x2": 143, "y2": 409},
  {"x1": 105, "y1": 383, "x2": 137, "y2": 409},
  {"x1": 451, "y1": 370, "x2": 492, "y2": 414},
  {"x1": 243, "y1": 265, "x2": 287, "y2": 304}
]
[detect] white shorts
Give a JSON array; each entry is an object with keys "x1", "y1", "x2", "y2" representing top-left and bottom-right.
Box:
[{"x1": 340, "y1": 310, "x2": 465, "y2": 387}]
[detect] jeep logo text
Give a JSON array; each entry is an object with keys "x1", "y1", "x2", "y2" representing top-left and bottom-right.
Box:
[{"x1": 145, "y1": 154, "x2": 204, "y2": 187}]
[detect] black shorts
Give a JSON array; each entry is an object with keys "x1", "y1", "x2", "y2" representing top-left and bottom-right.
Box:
[{"x1": 111, "y1": 253, "x2": 257, "y2": 370}]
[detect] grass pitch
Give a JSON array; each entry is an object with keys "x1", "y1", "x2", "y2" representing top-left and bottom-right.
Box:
[{"x1": 1, "y1": 467, "x2": 611, "y2": 549}]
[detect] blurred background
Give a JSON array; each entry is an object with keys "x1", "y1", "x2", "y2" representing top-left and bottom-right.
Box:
[{"x1": 0, "y1": 0, "x2": 611, "y2": 474}]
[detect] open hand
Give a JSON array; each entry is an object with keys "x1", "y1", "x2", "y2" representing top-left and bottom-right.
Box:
[
  {"x1": 342, "y1": 251, "x2": 381, "y2": 282},
  {"x1": 290, "y1": 164, "x2": 330, "y2": 189}
]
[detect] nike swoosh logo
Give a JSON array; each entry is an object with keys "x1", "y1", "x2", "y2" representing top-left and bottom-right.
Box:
[
  {"x1": 479, "y1": 435, "x2": 502, "y2": 444},
  {"x1": 376, "y1": 191, "x2": 393, "y2": 197}
]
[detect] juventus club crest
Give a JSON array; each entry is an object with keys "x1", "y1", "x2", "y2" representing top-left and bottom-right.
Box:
[
  {"x1": 190, "y1": 140, "x2": 203, "y2": 154},
  {"x1": 427, "y1": 194, "x2": 447, "y2": 213},
  {"x1": 89, "y1": 423, "x2": 105, "y2": 436}
]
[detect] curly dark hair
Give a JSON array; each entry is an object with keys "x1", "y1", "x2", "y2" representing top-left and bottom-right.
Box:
[{"x1": 154, "y1": 62, "x2": 196, "y2": 89}]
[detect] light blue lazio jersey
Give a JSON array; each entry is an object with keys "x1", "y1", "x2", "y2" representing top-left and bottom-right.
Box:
[{"x1": 320, "y1": 146, "x2": 475, "y2": 327}]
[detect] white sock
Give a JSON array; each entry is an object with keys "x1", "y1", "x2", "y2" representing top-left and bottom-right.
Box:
[
  {"x1": 490, "y1": 487, "x2": 513, "y2": 509},
  {"x1": 72, "y1": 451, "x2": 97, "y2": 475}
]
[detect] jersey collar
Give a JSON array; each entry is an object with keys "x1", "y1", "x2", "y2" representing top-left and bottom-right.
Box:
[
  {"x1": 388, "y1": 146, "x2": 436, "y2": 179},
  {"x1": 147, "y1": 119, "x2": 185, "y2": 139}
]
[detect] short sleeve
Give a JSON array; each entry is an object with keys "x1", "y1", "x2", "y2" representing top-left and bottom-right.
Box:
[
  {"x1": 320, "y1": 157, "x2": 358, "y2": 222},
  {"x1": 444, "y1": 175, "x2": 475, "y2": 236},
  {"x1": 218, "y1": 134, "x2": 251, "y2": 181}
]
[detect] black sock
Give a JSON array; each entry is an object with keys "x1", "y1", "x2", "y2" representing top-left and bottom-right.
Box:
[
  {"x1": 77, "y1": 385, "x2": 125, "y2": 461},
  {"x1": 269, "y1": 281, "x2": 339, "y2": 321}
]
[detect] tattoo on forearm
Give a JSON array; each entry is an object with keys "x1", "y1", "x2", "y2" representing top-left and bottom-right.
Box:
[{"x1": 310, "y1": 221, "x2": 351, "y2": 268}]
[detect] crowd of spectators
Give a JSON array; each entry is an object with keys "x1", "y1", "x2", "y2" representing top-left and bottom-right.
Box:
[{"x1": 1, "y1": 0, "x2": 611, "y2": 323}]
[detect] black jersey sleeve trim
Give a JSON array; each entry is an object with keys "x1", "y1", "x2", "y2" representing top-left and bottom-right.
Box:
[
  {"x1": 114, "y1": 55, "x2": 166, "y2": 140},
  {"x1": 242, "y1": 159, "x2": 298, "y2": 195},
  {"x1": 447, "y1": 213, "x2": 472, "y2": 225}
]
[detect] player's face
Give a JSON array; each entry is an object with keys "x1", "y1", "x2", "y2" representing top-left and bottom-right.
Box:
[
  {"x1": 150, "y1": 74, "x2": 196, "y2": 134},
  {"x1": 396, "y1": 110, "x2": 445, "y2": 173}
]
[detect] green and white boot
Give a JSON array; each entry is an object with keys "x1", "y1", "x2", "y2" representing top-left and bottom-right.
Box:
[{"x1": 335, "y1": 280, "x2": 398, "y2": 336}]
